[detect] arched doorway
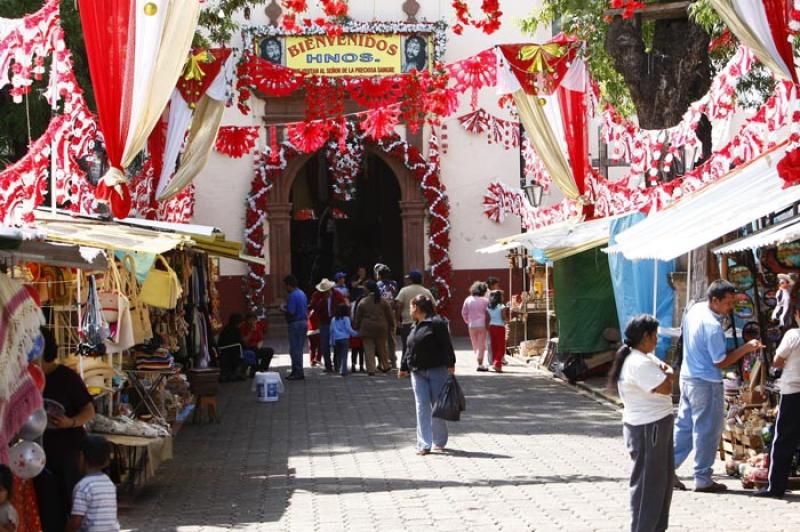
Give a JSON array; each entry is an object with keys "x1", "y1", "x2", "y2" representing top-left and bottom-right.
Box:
[
  {"x1": 289, "y1": 149, "x2": 403, "y2": 291},
  {"x1": 265, "y1": 145, "x2": 426, "y2": 307}
]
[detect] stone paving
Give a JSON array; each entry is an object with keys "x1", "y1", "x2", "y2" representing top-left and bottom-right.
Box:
[{"x1": 121, "y1": 342, "x2": 800, "y2": 531}]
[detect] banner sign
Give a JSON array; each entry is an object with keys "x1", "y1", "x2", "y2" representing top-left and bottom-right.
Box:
[{"x1": 255, "y1": 33, "x2": 432, "y2": 76}]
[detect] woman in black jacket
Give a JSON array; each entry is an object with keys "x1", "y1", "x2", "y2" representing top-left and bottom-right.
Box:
[{"x1": 398, "y1": 294, "x2": 457, "y2": 455}]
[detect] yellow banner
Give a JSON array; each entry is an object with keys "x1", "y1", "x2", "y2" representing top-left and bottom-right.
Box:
[{"x1": 256, "y1": 34, "x2": 431, "y2": 76}]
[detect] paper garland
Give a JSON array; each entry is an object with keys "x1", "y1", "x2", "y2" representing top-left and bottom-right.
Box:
[
  {"x1": 482, "y1": 180, "x2": 580, "y2": 231},
  {"x1": 244, "y1": 131, "x2": 453, "y2": 315},
  {"x1": 0, "y1": 0, "x2": 60, "y2": 102},
  {"x1": 214, "y1": 126, "x2": 260, "y2": 158}
]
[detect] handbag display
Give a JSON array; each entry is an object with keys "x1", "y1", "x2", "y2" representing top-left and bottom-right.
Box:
[
  {"x1": 140, "y1": 255, "x2": 183, "y2": 309},
  {"x1": 122, "y1": 254, "x2": 153, "y2": 345},
  {"x1": 98, "y1": 259, "x2": 124, "y2": 324},
  {"x1": 78, "y1": 275, "x2": 110, "y2": 356}
]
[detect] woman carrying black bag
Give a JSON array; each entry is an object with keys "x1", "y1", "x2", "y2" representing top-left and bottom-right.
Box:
[{"x1": 398, "y1": 295, "x2": 457, "y2": 455}]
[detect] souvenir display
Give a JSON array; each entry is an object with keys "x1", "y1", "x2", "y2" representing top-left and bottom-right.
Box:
[
  {"x1": 729, "y1": 265, "x2": 754, "y2": 291},
  {"x1": 734, "y1": 293, "x2": 755, "y2": 320}
]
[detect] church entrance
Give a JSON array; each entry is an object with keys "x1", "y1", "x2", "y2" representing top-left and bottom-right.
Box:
[{"x1": 289, "y1": 149, "x2": 403, "y2": 292}]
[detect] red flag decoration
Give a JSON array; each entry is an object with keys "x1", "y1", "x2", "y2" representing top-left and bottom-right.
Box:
[{"x1": 78, "y1": 0, "x2": 200, "y2": 218}]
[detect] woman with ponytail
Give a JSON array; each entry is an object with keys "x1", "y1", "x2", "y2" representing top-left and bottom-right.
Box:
[{"x1": 609, "y1": 315, "x2": 675, "y2": 532}]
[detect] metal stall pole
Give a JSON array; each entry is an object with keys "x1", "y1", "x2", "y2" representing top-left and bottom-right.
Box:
[
  {"x1": 545, "y1": 262, "x2": 551, "y2": 341},
  {"x1": 653, "y1": 259, "x2": 659, "y2": 316}
]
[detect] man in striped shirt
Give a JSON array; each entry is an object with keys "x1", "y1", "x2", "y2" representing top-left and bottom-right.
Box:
[{"x1": 67, "y1": 436, "x2": 119, "y2": 532}]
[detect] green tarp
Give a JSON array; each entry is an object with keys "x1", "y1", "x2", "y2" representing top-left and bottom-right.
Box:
[{"x1": 553, "y1": 247, "x2": 619, "y2": 354}]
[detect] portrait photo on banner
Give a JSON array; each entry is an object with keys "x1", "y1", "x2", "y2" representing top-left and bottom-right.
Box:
[
  {"x1": 401, "y1": 34, "x2": 429, "y2": 73},
  {"x1": 259, "y1": 36, "x2": 285, "y2": 66}
]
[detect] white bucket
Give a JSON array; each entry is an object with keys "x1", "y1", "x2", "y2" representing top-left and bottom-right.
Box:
[{"x1": 254, "y1": 372, "x2": 283, "y2": 403}]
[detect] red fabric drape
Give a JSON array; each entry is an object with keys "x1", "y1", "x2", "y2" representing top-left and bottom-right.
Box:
[
  {"x1": 498, "y1": 34, "x2": 579, "y2": 96},
  {"x1": 763, "y1": 0, "x2": 797, "y2": 84},
  {"x1": 177, "y1": 48, "x2": 232, "y2": 106},
  {"x1": 557, "y1": 86, "x2": 589, "y2": 196},
  {"x1": 77, "y1": 0, "x2": 135, "y2": 170}
]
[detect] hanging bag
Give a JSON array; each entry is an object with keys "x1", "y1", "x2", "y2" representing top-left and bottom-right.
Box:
[
  {"x1": 140, "y1": 254, "x2": 183, "y2": 309},
  {"x1": 122, "y1": 254, "x2": 153, "y2": 345},
  {"x1": 78, "y1": 275, "x2": 110, "y2": 356},
  {"x1": 98, "y1": 259, "x2": 124, "y2": 323}
]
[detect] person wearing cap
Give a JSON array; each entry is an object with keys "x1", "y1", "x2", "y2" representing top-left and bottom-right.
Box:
[
  {"x1": 309, "y1": 278, "x2": 348, "y2": 373},
  {"x1": 396, "y1": 269, "x2": 436, "y2": 359},
  {"x1": 334, "y1": 272, "x2": 350, "y2": 299},
  {"x1": 673, "y1": 280, "x2": 763, "y2": 492}
]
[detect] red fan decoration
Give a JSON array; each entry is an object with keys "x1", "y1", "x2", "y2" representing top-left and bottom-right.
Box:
[
  {"x1": 288, "y1": 120, "x2": 331, "y2": 153},
  {"x1": 360, "y1": 106, "x2": 401, "y2": 141},
  {"x1": 778, "y1": 144, "x2": 800, "y2": 189},
  {"x1": 215, "y1": 126, "x2": 260, "y2": 159},
  {"x1": 447, "y1": 48, "x2": 497, "y2": 110}
]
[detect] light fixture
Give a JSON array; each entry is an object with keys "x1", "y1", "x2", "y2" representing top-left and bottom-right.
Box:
[{"x1": 522, "y1": 181, "x2": 544, "y2": 208}]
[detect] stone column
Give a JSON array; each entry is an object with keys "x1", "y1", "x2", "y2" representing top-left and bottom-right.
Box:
[
  {"x1": 267, "y1": 203, "x2": 293, "y2": 307},
  {"x1": 400, "y1": 200, "x2": 426, "y2": 272}
]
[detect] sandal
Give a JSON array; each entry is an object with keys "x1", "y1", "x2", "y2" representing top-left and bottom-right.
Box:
[{"x1": 416, "y1": 449, "x2": 430, "y2": 456}]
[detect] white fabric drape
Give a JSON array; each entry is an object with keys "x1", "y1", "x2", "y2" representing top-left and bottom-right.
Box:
[
  {"x1": 121, "y1": 0, "x2": 200, "y2": 167},
  {"x1": 710, "y1": 0, "x2": 794, "y2": 81},
  {"x1": 156, "y1": 55, "x2": 232, "y2": 200}
]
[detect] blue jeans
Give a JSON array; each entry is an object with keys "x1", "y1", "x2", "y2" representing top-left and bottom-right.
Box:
[
  {"x1": 333, "y1": 339, "x2": 349, "y2": 375},
  {"x1": 287, "y1": 320, "x2": 308, "y2": 377},
  {"x1": 319, "y1": 324, "x2": 332, "y2": 370},
  {"x1": 674, "y1": 378, "x2": 724, "y2": 488},
  {"x1": 410, "y1": 366, "x2": 449, "y2": 451}
]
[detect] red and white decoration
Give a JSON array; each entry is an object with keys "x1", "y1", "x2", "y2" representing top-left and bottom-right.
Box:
[
  {"x1": 244, "y1": 131, "x2": 453, "y2": 314},
  {"x1": 452, "y1": 0, "x2": 503, "y2": 35},
  {"x1": 710, "y1": 0, "x2": 797, "y2": 83},
  {"x1": 602, "y1": 47, "x2": 753, "y2": 186},
  {"x1": 325, "y1": 122, "x2": 363, "y2": 205},
  {"x1": 215, "y1": 126, "x2": 260, "y2": 158},
  {"x1": 482, "y1": 180, "x2": 580, "y2": 230},
  {"x1": 156, "y1": 48, "x2": 233, "y2": 200},
  {"x1": 496, "y1": 36, "x2": 592, "y2": 205},
  {"x1": 0, "y1": 0, "x2": 59, "y2": 103},
  {"x1": 78, "y1": 0, "x2": 200, "y2": 219}
]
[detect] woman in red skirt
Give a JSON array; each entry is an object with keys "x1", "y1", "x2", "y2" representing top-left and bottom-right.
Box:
[{"x1": 487, "y1": 290, "x2": 509, "y2": 373}]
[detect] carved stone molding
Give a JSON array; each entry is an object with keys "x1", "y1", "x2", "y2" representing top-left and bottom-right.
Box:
[
  {"x1": 403, "y1": 0, "x2": 420, "y2": 22},
  {"x1": 265, "y1": 0, "x2": 282, "y2": 27}
]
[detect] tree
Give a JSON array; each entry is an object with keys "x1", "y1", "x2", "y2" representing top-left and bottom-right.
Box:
[{"x1": 523, "y1": 1, "x2": 715, "y2": 130}]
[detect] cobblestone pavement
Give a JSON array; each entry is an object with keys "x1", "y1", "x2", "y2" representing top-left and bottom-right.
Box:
[{"x1": 121, "y1": 342, "x2": 800, "y2": 531}]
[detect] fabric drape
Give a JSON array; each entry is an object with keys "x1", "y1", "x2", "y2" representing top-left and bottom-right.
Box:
[
  {"x1": 156, "y1": 54, "x2": 231, "y2": 200},
  {"x1": 157, "y1": 96, "x2": 225, "y2": 200},
  {"x1": 513, "y1": 90, "x2": 580, "y2": 200},
  {"x1": 557, "y1": 85, "x2": 589, "y2": 197},
  {"x1": 710, "y1": 0, "x2": 796, "y2": 82},
  {"x1": 121, "y1": 0, "x2": 201, "y2": 167}
]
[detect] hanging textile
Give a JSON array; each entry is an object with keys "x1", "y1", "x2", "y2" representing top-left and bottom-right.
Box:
[
  {"x1": 553, "y1": 247, "x2": 619, "y2": 354},
  {"x1": 156, "y1": 50, "x2": 232, "y2": 200},
  {"x1": 709, "y1": 0, "x2": 797, "y2": 83},
  {"x1": 608, "y1": 213, "x2": 675, "y2": 359},
  {"x1": 78, "y1": 0, "x2": 200, "y2": 218},
  {"x1": 496, "y1": 36, "x2": 589, "y2": 203}
]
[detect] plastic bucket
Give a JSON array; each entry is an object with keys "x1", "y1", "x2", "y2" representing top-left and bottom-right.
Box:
[{"x1": 254, "y1": 372, "x2": 283, "y2": 403}]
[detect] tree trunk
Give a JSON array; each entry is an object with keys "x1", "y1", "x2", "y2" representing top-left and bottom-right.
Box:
[{"x1": 605, "y1": 15, "x2": 712, "y2": 130}]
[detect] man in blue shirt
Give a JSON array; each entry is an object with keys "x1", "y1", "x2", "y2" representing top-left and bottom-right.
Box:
[
  {"x1": 283, "y1": 275, "x2": 308, "y2": 380},
  {"x1": 674, "y1": 280, "x2": 761, "y2": 492}
]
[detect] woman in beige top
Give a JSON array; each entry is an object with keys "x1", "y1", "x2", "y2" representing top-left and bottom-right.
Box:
[{"x1": 354, "y1": 280, "x2": 396, "y2": 374}]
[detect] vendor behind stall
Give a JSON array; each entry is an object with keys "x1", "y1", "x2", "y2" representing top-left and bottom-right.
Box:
[{"x1": 34, "y1": 327, "x2": 95, "y2": 532}]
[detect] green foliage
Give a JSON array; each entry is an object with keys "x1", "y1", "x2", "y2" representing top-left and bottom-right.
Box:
[
  {"x1": 196, "y1": 0, "x2": 268, "y2": 48},
  {"x1": 523, "y1": 0, "x2": 782, "y2": 117},
  {"x1": 522, "y1": 0, "x2": 636, "y2": 116}
]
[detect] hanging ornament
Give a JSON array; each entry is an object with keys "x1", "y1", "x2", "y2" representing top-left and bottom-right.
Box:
[
  {"x1": 17, "y1": 409, "x2": 47, "y2": 441},
  {"x1": 8, "y1": 441, "x2": 46, "y2": 480},
  {"x1": 287, "y1": 120, "x2": 330, "y2": 153},
  {"x1": 452, "y1": 0, "x2": 503, "y2": 35},
  {"x1": 360, "y1": 106, "x2": 401, "y2": 140}
]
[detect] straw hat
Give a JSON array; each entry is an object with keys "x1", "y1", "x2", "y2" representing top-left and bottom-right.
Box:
[
  {"x1": 316, "y1": 278, "x2": 336, "y2": 292},
  {"x1": 778, "y1": 273, "x2": 794, "y2": 286}
]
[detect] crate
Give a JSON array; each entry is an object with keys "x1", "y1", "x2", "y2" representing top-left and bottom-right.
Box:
[{"x1": 188, "y1": 368, "x2": 220, "y2": 396}]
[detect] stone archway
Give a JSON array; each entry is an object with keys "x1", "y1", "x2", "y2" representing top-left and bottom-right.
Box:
[{"x1": 265, "y1": 146, "x2": 426, "y2": 306}]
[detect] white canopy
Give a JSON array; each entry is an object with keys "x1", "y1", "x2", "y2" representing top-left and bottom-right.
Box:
[
  {"x1": 475, "y1": 241, "x2": 523, "y2": 254},
  {"x1": 495, "y1": 215, "x2": 624, "y2": 261},
  {"x1": 607, "y1": 142, "x2": 800, "y2": 261},
  {"x1": 713, "y1": 215, "x2": 800, "y2": 255}
]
